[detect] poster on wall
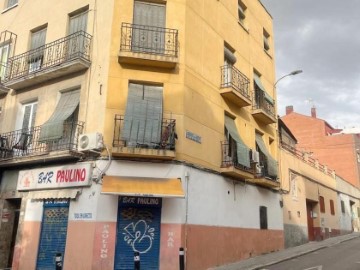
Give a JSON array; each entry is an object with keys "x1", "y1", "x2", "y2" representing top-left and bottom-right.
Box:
[{"x1": 17, "y1": 163, "x2": 92, "y2": 191}]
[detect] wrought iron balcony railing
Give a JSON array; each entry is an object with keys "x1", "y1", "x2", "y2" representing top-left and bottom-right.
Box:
[
  {"x1": 253, "y1": 91, "x2": 276, "y2": 118},
  {"x1": 220, "y1": 65, "x2": 250, "y2": 99},
  {"x1": 113, "y1": 114, "x2": 176, "y2": 150},
  {"x1": 120, "y1": 23, "x2": 178, "y2": 57},
  {"x1": 3, "y1": 31, "x2": 92, "y2": 83},
  {"x1": 221, "y1": 141, "x2": 253, "y2": 173},
  {"x1": 0, "y1": 121, "x2": 84, "y2": 160}
]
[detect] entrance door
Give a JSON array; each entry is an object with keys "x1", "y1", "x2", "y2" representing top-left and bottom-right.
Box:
[
  {"x1": 306, "y1": 200, "x2": 315, "y2": 241},
  {"x1": 114, "y1": 197, "x2": 162, "y2": 270},
  {"x1": 36, "y1": 200, "x2": 69, "y2": 270}
]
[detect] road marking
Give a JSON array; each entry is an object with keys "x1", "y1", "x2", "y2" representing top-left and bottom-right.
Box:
[{"x1": 303, "y1": 266, "x2": 323, "y2": 270}]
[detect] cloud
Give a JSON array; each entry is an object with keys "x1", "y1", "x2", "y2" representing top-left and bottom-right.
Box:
[{"x1": 263, "y1": 0, "x2": 360, "y2": 128}]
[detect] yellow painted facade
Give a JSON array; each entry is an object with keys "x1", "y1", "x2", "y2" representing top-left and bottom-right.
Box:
[{"x1": 105, "y1": 0, "x2": 277, "y2": 173}]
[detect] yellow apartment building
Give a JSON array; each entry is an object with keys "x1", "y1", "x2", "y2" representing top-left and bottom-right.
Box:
[{"x1": 0, "y1": 0, "x2": 283, "y2": 269}]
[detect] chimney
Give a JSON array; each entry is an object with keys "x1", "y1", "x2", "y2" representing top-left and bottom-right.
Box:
[
  {"x1": 311, "y1": 107, "x2": 316, "y2": 118},
  {"x1": 286, "y1": 105, "x2": 294, "y2": 115}
]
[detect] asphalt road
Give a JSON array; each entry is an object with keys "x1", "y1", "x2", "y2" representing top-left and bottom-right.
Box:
[{"x1": 263, "y1": 237, "x2": 360, "y2": 270}]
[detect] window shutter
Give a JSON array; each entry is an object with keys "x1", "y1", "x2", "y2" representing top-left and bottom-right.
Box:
[
  {"x1": 133, "y1": 1, "x2": 166, "y2": 53},
  {"x1": 69, "y1": 11, "x2": 88, "y2": 34},
  {"x1": 6, "y1": 0, "x2": 18, "y2": 8},
  {"x1": 39, "y1": 90, "x2": 80, "y2": 141},
  {"x1": 31, "y1": 28, "x2": 47, "y2": 50},
  {"x1": 133, "y1": 1, "x2": 165, "y2": 28},
  {"x1": 122, "y1": 83, "x2": 163, "y2": 146}
]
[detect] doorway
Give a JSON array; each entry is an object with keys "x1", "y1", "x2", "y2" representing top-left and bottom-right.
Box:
[{"x1": 306, "y1": 199, "x2": 316, "y2": 241}]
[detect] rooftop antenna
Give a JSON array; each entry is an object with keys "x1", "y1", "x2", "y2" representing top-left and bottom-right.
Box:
[{"x1": 305, "y1": 98, "x2": 315, "y2": 108}]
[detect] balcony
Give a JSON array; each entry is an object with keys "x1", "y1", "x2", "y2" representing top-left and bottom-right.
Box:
[
  {"x1": 118, "y1": 23, "x2": 178, "y2": 69},
  {"x1": 0, "y1": 121, "x2": 84, "y2": 167},
  {"x1": 112, "y1": 114, "x2": 176, "y2": 160},
  {"x1": 251, "y1": 161, "x2": 280, "y2": 189},
  {"x1": 220, "y1": 141, "x2": 255, "y2": 179},
  {"x1": 252, "y1": 92, "x2": 276, "y2": 124},
  {"x1": 3, "y1": 31, "x2": 92, "y2": 90},
  {"x1": 220, "y1": 65, "x2": 251, "y2": 107}
]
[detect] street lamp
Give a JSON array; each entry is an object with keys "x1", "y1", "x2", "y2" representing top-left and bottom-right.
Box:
[{"x1": 274, "y1": 70, "x2": 303, "y2": 88}]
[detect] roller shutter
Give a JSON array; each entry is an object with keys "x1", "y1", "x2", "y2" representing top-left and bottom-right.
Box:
[
  {"x1": 36, "y1": 201, "x2": 69, "y2": 270},
  {"x1": 114, "y1": 197, "x2": 162, "y2": 270}
]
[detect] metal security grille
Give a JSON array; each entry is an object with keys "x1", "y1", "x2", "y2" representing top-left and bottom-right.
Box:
[
  {"x1": 114, "y1": 204, "x2": 161, "y2": 270},
  {"x1": 36, "y1": 205, "x2": 69, "y2": 270}
]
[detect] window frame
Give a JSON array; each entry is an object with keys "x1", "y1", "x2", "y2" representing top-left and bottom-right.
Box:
[
  {"x1": 330, "y1": 199, "x2": 335, "y2": 215},
  {"x1": 319, "y1": 196, "x2": 325, "y2": 213},
  {"x1": 4, "y1": 0, "x2": 18, "y2": 10},
  {"x1": 259, "y1": 206, "x2": 268, "y2": 230},
  {"x1": 238, "y1": 0, "x2": 247, "y2": 24},
  {"x1": 341, "y1": 200, "x2": 345, "y2": 214},
  {"x1": 263, "y1": 29, "x2": 270, "y2": 51},
  {"x1": 0, "y1": 43, "x2": 10, "y2": 80}
]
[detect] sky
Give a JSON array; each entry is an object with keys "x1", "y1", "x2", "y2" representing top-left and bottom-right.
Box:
[{"x1": 262, "y1": 0, "x2": 360, "y2": 129}]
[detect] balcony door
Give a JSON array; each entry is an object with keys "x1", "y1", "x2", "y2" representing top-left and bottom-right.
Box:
[
  {"x1": 13, "y1": 101, "x2": 37, "y2": 151},
  {"x1": 0, "y1": 43, "x2": 10, "y2": 81},
  {"x1": 132, "y1": 1, "x2": 166, "y2": 54},
  {"x1": 29, "y1": 28, "x2": 46, "y2": 73},
  {"x1": 68, "y1": 10, "x2": 88, "y2": 59},
  {"x1": 122, "y1": 83, "x2": 163, "y2": 147}
]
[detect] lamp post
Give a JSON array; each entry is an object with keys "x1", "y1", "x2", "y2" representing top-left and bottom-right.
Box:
[{"x1": 274, "y1": 70, "x2": 303, "y2": 88}]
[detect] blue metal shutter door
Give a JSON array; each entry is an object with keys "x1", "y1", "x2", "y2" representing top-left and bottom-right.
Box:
[
  {"x1": 114, "y1": 203, "x2": 161, "y2": 270},
  {"x1": 36, "y1": 205, "x2": 69, "y2": 270}
]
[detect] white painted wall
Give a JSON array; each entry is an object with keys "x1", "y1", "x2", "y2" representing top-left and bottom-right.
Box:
[
  {"x1": 102, "y1": 160, "x2": 284, "y2": 230},
  {"x1": 337, "y1": 193, "x2": 352, "y2": 232}
]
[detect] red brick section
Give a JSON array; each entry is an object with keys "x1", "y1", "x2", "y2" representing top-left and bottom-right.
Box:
[{"x1": 281, "y1": 110, "x2": 360, "y2": 187}]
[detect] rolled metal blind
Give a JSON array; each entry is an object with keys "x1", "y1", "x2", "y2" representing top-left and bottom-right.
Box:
[
  {"x1": 39, "y1": 90, "x2": 80, "y2": 141},
  {"x1": 225, "y1": 115, "x2": 250, "y2": 167}
]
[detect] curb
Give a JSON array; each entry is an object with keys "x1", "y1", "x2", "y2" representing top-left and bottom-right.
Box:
[{"x1": 251, "y1": 234, "x2": 360, "y2": 270}]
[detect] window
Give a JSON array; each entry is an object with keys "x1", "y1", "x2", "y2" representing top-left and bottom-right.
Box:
[
  {"x1": 68, "y1": 9, "x2": 88, "y2": 58},
  {"x1": 263, "y1": 29, "x2": 270, "y2": 51},
  {"x1": 357, "y1": 207, "x2": 360, "y2": 218},
  {"x1": 29, "y1": 27, "x2": 47, "y2": 72},
  {"x1": 319, "y1": 196, "x2": 325, "y2": 213},
  {"x1": 357, "y1": 152, "x2": 360, "y2": 163},
  {"x1": 255, "y1": 133, "x2": 278, "y2": 179},
  {"x1": 238, "y1": 0, "x2": 246, "y2": 24},
  {"x1": 0, "y1": 43, "x2": 10, "y2": 81},
  {"x1": 224, "y1": 115, "x2": 250, "y2": 168},
  {"x1": 132, "y1": 1, "x2": 166, "y2": 53},
  {"x1": 69, "y1": 9, "x2": 88, "y2": 34},
  {"x1": 330, "y1": 199, "x2": 335, "y2": 215},
  {"x1": 39, "y1": 90, "x2": 80, "y2": 142},
  {"x1": 5, "y1": 0, "x2": 18, "y2": 9},
  {"x1": 122, "y1": 83, "x2": 163, "y2": 146},
  {"x1": 259, "y1": 206, "x2": 268, "y2": 229},
  {"x1": 223, "y1": 45, "x2": 236, "y2": 86},
  {"x1": 341, "y1": 200, "x2": 345, "y2": 213}
]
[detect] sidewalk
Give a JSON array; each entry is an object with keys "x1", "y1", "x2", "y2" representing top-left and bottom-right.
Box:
[{"x1": 210, "y1": 232, "x2": 360, "y2": 270}]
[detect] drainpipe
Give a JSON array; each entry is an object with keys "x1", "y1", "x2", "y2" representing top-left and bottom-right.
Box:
[{"x1": 184, "y1": 170, "x2": 190, "y2": 270}]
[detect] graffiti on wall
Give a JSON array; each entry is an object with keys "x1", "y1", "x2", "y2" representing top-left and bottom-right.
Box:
[{"x1": 121, "y1": 208, "x2": 155, "y2": 254}]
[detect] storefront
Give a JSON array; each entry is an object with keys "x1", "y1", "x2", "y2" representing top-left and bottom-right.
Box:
[{"x1": 101, "y1": 175, "x2": 185, "y2": 270}]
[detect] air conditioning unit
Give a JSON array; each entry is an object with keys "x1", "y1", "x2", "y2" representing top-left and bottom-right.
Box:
[
  {"x1": 78, "y1": 133, "x2": 104, "y2": 152},
  {"x1": 251, "y1": 150, "x2": 260, "y2": 163}
]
